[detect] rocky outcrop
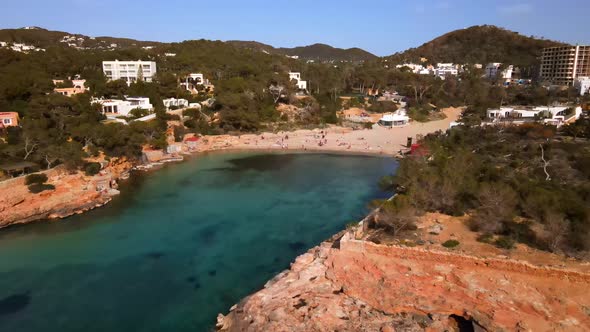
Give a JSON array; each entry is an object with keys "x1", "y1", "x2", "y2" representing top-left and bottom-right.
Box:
[
  {"x1": 0, "y1": 162, "x2": 129, "y2": 228},
  {"x1": 217, "y1": 231, "x2": 590, "y2": 331}
]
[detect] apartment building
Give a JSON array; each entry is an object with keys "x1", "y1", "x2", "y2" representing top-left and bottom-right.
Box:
[
  {"x1": 539, "y1": 45, "x2": 590, "y2": 85},
  {"x1": 102, "y1": 60, "x2": 157, "y2": 85}
]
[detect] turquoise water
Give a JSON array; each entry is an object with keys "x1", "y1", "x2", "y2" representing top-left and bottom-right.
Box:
[{"x1": 0, "y1": 152, "x2": 396, "y2": 331}]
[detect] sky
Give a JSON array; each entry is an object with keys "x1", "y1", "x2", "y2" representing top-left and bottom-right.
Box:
[{"x1": 1, "y1": 0, "x2": 589, "y2": 56}]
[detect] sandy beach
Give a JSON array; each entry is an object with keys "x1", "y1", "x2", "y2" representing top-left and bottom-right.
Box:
[{"x1": 195, "y1": 108, "x2": 462, "y2": 157}]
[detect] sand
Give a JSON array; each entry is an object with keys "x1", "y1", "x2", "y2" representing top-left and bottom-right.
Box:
[{"x1": 196, "y1": 107, "x2": 463, "y2": 157}]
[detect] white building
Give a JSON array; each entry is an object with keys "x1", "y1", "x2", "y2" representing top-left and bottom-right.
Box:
[
  {"x1": 163, "y1": 98, "x2": 189, "y2": 109},
  {"x1": 574, "y1": 77, "x2": 590, "y2": 96},
  {"x1": 485, "y1": 63, "x2": 513, "y2": 82},
  {"x1": 288, "y1": 72, "x2": 307, "y2": 90},
  {"x1": 378, "y1": 110, "x2": 410, "y2": 127},
  {"x1": 434, "y1": 63, "x2": 459, "y2": 79},
  {"x1": 102, "y1": 60, "x2": 157, "y2": 85},
  {"x1": 180, "y1": 73, "x2": 207, "y2": 94},
  {"x1": 92, "y1": 97, "x2": 153, "y2": 117},
  {"x1": 487, "y1": 106, "x2": 582, "y2": 127}
]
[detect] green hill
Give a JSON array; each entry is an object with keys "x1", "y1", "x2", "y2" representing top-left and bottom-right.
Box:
[
  {"x1": 227, "y1": 41, "x2": 377, "y2": 62},
  {"x1": 386, "y1": 25, "x2": 564, "y2": 67},
  {"x1": 0, "y1": 27, "x2": 160, "y2": 49}
]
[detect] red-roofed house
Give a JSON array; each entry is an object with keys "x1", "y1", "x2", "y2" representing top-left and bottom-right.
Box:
[{"x1": 0, "y1": 112, "x2": 19, "y2": 128}]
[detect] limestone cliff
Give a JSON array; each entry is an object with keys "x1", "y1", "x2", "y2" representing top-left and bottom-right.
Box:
[{"x1": 217, "y1": 228, "x2": 590, "y2": 332}]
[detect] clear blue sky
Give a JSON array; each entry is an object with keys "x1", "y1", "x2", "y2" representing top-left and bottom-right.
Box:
[{"x1": 2, "y1": 0, "x2": 589, "y2": 56}]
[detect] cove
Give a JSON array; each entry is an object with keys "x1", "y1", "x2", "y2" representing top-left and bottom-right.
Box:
[{"x1": 0, "y1": 152, "x2": 396, "y2": 331}]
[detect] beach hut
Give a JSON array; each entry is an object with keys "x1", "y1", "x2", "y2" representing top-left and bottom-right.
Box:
[{"x1": 378, "y1": 112, "x2": 409, "y2": 127}]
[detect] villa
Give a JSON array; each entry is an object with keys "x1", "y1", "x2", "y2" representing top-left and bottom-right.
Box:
[
  {"x1": 486, "y1": 106, "x2": 582, "y2": 127},
  {"x1": 53, "y1": 79, "x2": 89, "y2": 97},
  {"x1": 163, "y1": 98, "x2": 189, "y2": 109},
  {"x1": 434, "y1": 63, "x2": 459, "y2": 79},
  {"x1": 180, "y1": 73, "x2": 212, "y2": 94},
  {"x1": 289, "y1": 72, "x2": 307, "y2": 90},
  {"x1": 485, "y1": 63, "x2": 514, "y2": 84},
  {"x1": 92, "y1": 97, "x2": 153, "y2": 117}
]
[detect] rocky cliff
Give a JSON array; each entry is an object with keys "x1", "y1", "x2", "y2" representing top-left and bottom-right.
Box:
[
  {"x1": 217, "y1": 226, "x2": 590, "y2": 331},
  {"x1": 0, "y1": 160, "x2": 131, "y2": 228}
]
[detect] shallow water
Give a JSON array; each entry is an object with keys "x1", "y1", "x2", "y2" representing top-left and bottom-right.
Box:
[{"x1": 0, "y1": 152, "x2": 396, "y2": 331}]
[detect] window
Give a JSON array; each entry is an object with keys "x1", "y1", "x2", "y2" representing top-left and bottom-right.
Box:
[{"x1": 3, "y1": 118, "x2": 11, "y2": 125}]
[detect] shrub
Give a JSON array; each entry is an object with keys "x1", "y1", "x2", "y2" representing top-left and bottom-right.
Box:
[
  {"x1": 494, "y1": 236, "x2": 515, "y2": 249},
  {"x1": 28, "y1": 183, "x2": 55, "y2": 194},
  {"x1": 476, "y1": 233, "x2": 494, "y2": 244},
  {"x1": 25, "y1": 173, "x2": 48, "y2": 185},
  {"x1": 363, "y1": 122, "x2": 374, "y2": 129},
  {"x1": 442, "y1": 240, "x2": 460, "y2": 248},
  {"x1": 84, "y1": 162, "x2": 101, "y2": 176}
]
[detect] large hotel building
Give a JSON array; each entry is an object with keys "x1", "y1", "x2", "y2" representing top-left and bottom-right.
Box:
[{"x1": 539, "y1": 45, "x2": 590, "y2": 85}]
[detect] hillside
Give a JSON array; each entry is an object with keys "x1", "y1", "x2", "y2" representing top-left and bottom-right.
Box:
[
  {"x1": 386, "y1": 25, "x2": 564, "y2": 67},
  {"x1": 276, "y1": 43, "x2": 376, "y2": 62},
  {"x1": 0, "y1": 27, "x2": 375, "y2": 62},
  {"x1": 0, "y1": 27, "x2": 160, "y2": 49},
  {"x1": 227, "y1": 41, "x2": 377, "y2": 62}
]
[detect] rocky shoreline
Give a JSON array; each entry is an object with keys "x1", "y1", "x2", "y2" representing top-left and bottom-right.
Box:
[
  {"x1": 216, "y1": 217, "x2": 590, "y2": 331},
  {"x1": 0, "y1": 161, "x2": 128, "y2": 229}
]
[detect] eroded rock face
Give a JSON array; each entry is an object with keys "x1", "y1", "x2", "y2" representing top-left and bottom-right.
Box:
[
  {"x1": 217, "y1": 232, "x2": 590, "y2": 332},
  {"x1": 0, "y1": 163, "x2": 128, "y2": 228}
]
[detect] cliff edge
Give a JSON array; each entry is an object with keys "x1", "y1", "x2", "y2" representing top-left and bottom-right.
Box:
[{"x1": 217, "y1": 220, "x2": 590, "y2": 331}]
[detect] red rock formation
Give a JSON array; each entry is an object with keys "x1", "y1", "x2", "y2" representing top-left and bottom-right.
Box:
[
  {"x1": 0, "y1": 161, "x2": 131, "y2": 228},
  {"x1": 217, "y1": 231, "x2": 590, "y2": 331}
]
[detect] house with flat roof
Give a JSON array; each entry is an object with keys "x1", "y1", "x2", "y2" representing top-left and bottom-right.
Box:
[
  {"x1": 163, "y1": 98, "x2": 189, "y2": 109},
  {"x1": 180, "y1": 73, "x2": 209, "y2": 94},
  {"x1": 289, "y1": 72, "x2": 307, "y2": 90},
  {"x1": 53, "y1": 78, "x2": 89, "y2": 97},
  {"x1": 575, "y1": 77, "x2": 590, "y2": 96},
  {"x1": 92, "y1": 97, "x2": 153, "y2": 117},
  {"x1": 486, "y1": 106, "x2": 582, "y2": 127},
  {"x1": 434, "y1": 63, "x2": 459, "y2": 79}
]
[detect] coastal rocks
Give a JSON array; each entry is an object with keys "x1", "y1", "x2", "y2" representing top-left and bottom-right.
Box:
[
  {"x1": 0, "y1": 165, "x2": 125, "y2": 229},
  {"x1": 217, "y1": 231, "x2": 590, "y2": 331}
]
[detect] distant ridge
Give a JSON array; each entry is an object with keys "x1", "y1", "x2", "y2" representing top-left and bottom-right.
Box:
[
  {"x1": 386, "y1": 25, "x2": 565, "y2": 67},
  {"x1": 0, "y1": 27, "x2": 376, "y2": 62},
  {"x1": 227, "y1": 41, "x2": 377, "y2": 62}
]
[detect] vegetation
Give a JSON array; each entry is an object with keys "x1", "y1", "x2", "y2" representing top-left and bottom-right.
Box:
[
  {"x1": 442, "y1": 240, "x2": 460, "y2": 248},
  {"x1": 383, "y1": 123, "x2": 590, "y2": 255},
  {"x1": 25, "y1": 172, "x2": 53, "y2": 193},
  {"x1": 386, "y1": 25, "x2": 562, "y2": 68},
  {"x1": 84, "y1": 162, "x2": 101, "y2": 176},
  {"x1": 28, "y1": 183, "x2": 55, "y2": 193},
  {"x1": 25, "y1": 173, "x2": 47, "y2": 185},
  {"x1": 227, "y1": 41, "x2": 377, "y2": 62}
]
